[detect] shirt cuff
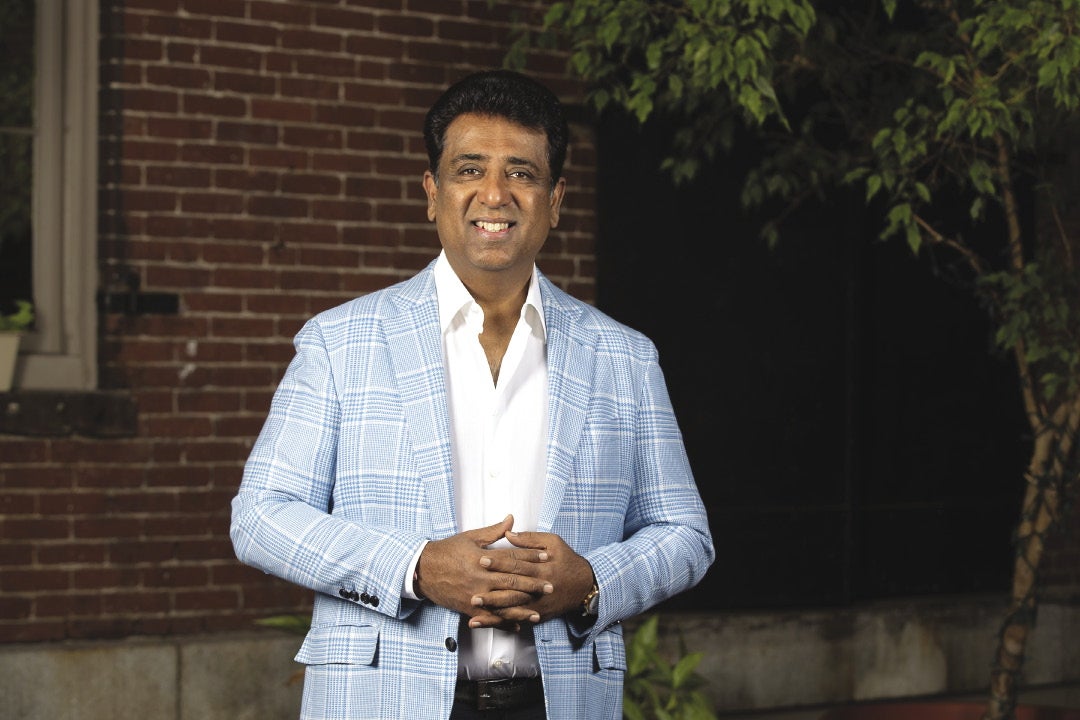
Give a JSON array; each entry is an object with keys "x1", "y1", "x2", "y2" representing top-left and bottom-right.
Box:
[{"x1": 402, "y1": 541, "x2": 428, "y2": 600}]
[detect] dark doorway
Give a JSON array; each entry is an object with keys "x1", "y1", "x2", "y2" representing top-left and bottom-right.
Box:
[{"x1": 594, "y1": 110, "x2": 1027, "y2": 610}]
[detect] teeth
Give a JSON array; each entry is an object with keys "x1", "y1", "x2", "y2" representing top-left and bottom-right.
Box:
[{"x1": 476, "y1": 221, "x2": 509, "y2": 232}]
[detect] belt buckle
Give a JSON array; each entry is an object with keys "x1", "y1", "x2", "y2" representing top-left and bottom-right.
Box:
[{"x1": 475, "y1": 678, "x2": 498, "y2": 712}]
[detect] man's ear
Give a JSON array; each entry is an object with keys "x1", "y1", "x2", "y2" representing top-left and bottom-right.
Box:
[
  {"x1": 548, "y1": 177, "x2": 566, "y2": 228},
  {"x1": 423, "y1": 171, "x2": 438, "y2": 222}
]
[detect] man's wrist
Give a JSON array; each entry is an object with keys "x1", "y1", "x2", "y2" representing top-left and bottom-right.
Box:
[{"x1": 580, "y1": 582, "x2": 599, "y2": 617}]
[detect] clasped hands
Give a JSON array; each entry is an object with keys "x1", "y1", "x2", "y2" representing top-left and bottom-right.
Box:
[{"x1": 415, "y1": 514, "x2": 595, "y2": 632}]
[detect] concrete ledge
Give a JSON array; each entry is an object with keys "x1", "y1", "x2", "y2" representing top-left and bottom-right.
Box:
[
  {"x1": 0, "y1": 598, "x2": 1075, "y2": 719},
  {"x1": 0, "y1": 632, "x2": 302, "y2": 720},
  {"x1": 652, "y1": 597, "x2": 1080, "y2": 712}
]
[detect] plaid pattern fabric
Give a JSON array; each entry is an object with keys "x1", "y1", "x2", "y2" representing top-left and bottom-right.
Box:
[{"x1": 231, "y1": 261, "x2": 715, "y2": 720}]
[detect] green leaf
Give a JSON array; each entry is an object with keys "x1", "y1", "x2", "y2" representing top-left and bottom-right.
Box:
[{"x1": 254, "y1": 614, "x2": 311, "y2": 634}]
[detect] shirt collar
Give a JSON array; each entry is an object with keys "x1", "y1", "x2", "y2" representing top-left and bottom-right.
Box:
[{"x1": 433, "y1": 250, "x2": 546, "y2": 338}]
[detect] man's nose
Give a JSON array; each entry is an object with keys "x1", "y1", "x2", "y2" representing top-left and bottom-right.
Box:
[{"x1": 479, "y1": 172, "x2": 510, "y2": 206}]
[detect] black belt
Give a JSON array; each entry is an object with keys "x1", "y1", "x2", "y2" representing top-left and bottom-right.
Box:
[{"x1": 453, "y1": 677, "x2": 544, "y2": 711}]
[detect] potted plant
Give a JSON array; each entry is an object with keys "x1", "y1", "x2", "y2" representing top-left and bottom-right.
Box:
[
  {"x1": 0, "y1": 299, "x2": 34, "y2": 391},
  {"x1": 510, "y1": 1, "x2": 1079, "y2": 718}
]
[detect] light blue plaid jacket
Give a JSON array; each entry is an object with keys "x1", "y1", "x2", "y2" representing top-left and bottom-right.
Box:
[{"x1": 231, "y1": 260, "x2": 715, "y2": 720}]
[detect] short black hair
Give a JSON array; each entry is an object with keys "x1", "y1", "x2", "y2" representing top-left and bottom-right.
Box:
[{"x1": 423, "y1": 69, "x2": 569, "y2": 188}]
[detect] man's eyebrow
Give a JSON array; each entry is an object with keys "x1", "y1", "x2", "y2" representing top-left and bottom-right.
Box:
[
  {"x1": 447, "y1": 153, "x2": 542, "y2": 171},
  {"x1": 449, "y1": 153, "x2": 487, "y2": 165}
]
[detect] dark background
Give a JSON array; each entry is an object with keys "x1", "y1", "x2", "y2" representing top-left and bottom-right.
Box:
[{"x1": 593, "y1": 111, "x2": 1029, "y2": 611}]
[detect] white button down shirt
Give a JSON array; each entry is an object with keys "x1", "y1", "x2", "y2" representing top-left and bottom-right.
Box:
[{"x1": 434, "y1": 250, "x2": 548, "y2": 679}]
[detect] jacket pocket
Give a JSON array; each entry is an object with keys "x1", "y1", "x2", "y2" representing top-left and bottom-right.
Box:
[
  {"x1": 592, "y1": 623, "x2": 626, "y2": 671},
  {"x1": 295, "y1": 623, "x2": 379, "y2": 666}
]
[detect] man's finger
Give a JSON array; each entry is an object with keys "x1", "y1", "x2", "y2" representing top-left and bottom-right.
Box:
[{"x1": 464, "y1": 514, "x2": 515, "y2": 547}]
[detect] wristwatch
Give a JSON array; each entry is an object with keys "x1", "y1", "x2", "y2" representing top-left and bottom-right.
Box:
[{"x1": 581, "y1": 583, "x2": 599, "y2": 617}]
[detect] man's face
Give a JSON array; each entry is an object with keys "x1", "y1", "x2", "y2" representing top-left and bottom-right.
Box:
[{"x1": 423, "y1": 113, "x2": 565, "y2": 287}]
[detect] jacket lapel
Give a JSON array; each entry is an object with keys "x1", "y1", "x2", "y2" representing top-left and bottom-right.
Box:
[
  {"x1": 537, "y1": 275, "x2": 594, "y2": 532},
  {"x1": 384, "y1": 266, "x2": 459, "y2": 539}
]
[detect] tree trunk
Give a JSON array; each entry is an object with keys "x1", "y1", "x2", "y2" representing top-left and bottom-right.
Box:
[{"x1": 984, "y1": 396, "x2": 1080, "y2": 720}]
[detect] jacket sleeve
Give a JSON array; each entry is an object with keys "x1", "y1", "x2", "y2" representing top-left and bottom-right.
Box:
[
  {"x1": 575, "y1": 342, "x2": 715, "y2": 643},
  {"x1": 229, "y1": 316, "x2": 427, "y2": 620}
]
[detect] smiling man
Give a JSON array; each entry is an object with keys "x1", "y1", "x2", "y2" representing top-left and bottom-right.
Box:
[{"x1": 230, "y1": 70, "x2": 714, "y2": 720}]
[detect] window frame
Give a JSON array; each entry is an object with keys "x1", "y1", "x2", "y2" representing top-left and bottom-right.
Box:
[{"x1": 15, "y1": 0, "x2": 99, "y2": 390}]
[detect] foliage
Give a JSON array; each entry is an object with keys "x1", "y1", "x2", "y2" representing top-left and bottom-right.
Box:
[
  {"x1": 507, "y1": 0, "x2": 815, "y2": 185},
  {"x1": 506, "y1": 2, "x2": 1080, "y2": 718},
  {"x1": 623, "y1": 614, "x2": 718, "y2": 720},
  {"x1": 254, "y1": 613, "x2": 312, "y2": 635},
  {"x1": 0, "y1": 300, "x2": 33, "y2": 332}
]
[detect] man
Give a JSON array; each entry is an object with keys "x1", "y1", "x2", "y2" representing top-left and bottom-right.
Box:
[{"x1": 231, "y1": 69, "x2": 714, "y2": 720}]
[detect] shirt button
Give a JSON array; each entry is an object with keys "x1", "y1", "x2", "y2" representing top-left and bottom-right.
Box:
[{"x1": 445, "y1": 637, "x2": 457, "y2": 652}]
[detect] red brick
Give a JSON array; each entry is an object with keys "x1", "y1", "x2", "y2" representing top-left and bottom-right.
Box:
[
  {"x1": 280, "y1": 28, "x2": 343, "y2": 53},
  {"x1": 376, "y1": 15, "x2": 435, "y2": 38},
  {"x1": 124, "y1": 88, "x2": 180, "y2": 113},
  {"x1": 184, "y1": 0, "x2": 245, "y2": 18},
  {"x1": 146, "y1": 64, "x2": 212, "y2": 90},
  {"x1": 201, "y1": 242, "x2": 264, "y2": 265},
  {"x1": 214, "y1": 71, "x2": 276, "y2": 96},
  {"x1": 250, "y1": 0, "x2": 313, "y2": 25},
  {"x1": 74, "y1": 517, "x2": 143, "y2": 539},
  {"x1": 281, "y1": 173, "x2": 341, "y2": 196},
  {"x1": 0, "y1": 620, "x2": 66, "y2": 643},
  {"x1": 295, "y1": 54, "x2": 358, "y2": 78},
  {"x1": 142, "y1": 415, "x2": 214, "y2": 438},
  {"x1": 214, "y1": 168, "x2": 280, "y2": 192},
  {"x1": 216, "y1": 20, "x2": 280, "y2": 47},
  {"x1": 143, "y1": 13, "x2": 212, "y2": 38},
  {"x1": 147, "y1": 116, "x2": 213, "y2": 139},
  {"x1": 180, "y1": 191, "x2": 245, "y2": 215},
  {"x1": 247, "y1": 195, "x2": 309, "y2": 218},
  {"x1": 210, "y1": 317, "x2": 278, "y2": 338},
  {"x1": 0, "y1": 440, "x2": 50, "y2": 463},
  {"x1": 311, "y1": 198, "x2": 372, "y2": 222},
  {"x1": 0, "y1": 569, "x2": 69, "y2": 592},
  {"x1": 217, "y1": 121, "x2": 280, "y2": 145},
  {"x1": 123, "y1": 38, "x2": 166, "y2": 61},
  {"x1": 212, "y1": 267, "x2": 280, "y2": 290},
  {"x1": 182, "y1": 93, "x2": 247, "y2": 117},
  {"x1": 280, "y1": 76, "x2": 341, "y2": 100},
  {"x1": 202, "y1": 45, "x2": 264, "y2": 72},
  {"x1": 251, "y1": 98, "x2": 314, "y2": 123},
  {"x1": 344, "y1": 34, "x2": 404, "y2": 60},
  {"x1": 101, "y1": 592, "x2": 172, "y2": 614},
  {"x1": 314, "y1": 6, "x2": 375, "y2": 31}
]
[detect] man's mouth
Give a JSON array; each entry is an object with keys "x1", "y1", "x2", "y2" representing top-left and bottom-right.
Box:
[{"x1": 474, "y1": 220, "x2": 512, "y2": 232}]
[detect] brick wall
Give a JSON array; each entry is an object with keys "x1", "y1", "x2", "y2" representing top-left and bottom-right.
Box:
[
  {"x1": 2, "y1": 0, "x2": 1077, "y2": 649},
  {"x1": 0, "y1": 0, "x2": 594, "y2": 644}
]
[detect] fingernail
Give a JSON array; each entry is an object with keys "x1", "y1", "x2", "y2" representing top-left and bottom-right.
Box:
[
  {"x1": 543, "y1": 583, "x2": 553, "y2": 594},
  {"x1": 469, "y1": 619, "x2": 481, "y2": 628},
  {"x1": 529, "y1": 614, "x2": 539, "y2": 623},
  {"x1": 479, "y1": 556, "x2": 491, "y2": 567},
  {"x1": 538, "y1": 552, "x2": 549, "y2": 561},
  {"x1": 471, "y1": 596, "x2": 483, "y2": 606}
]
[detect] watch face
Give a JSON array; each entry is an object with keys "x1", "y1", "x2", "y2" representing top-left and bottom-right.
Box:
[{"x1": 585, "y1": 589, "x2": 599, "y2": 616}]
